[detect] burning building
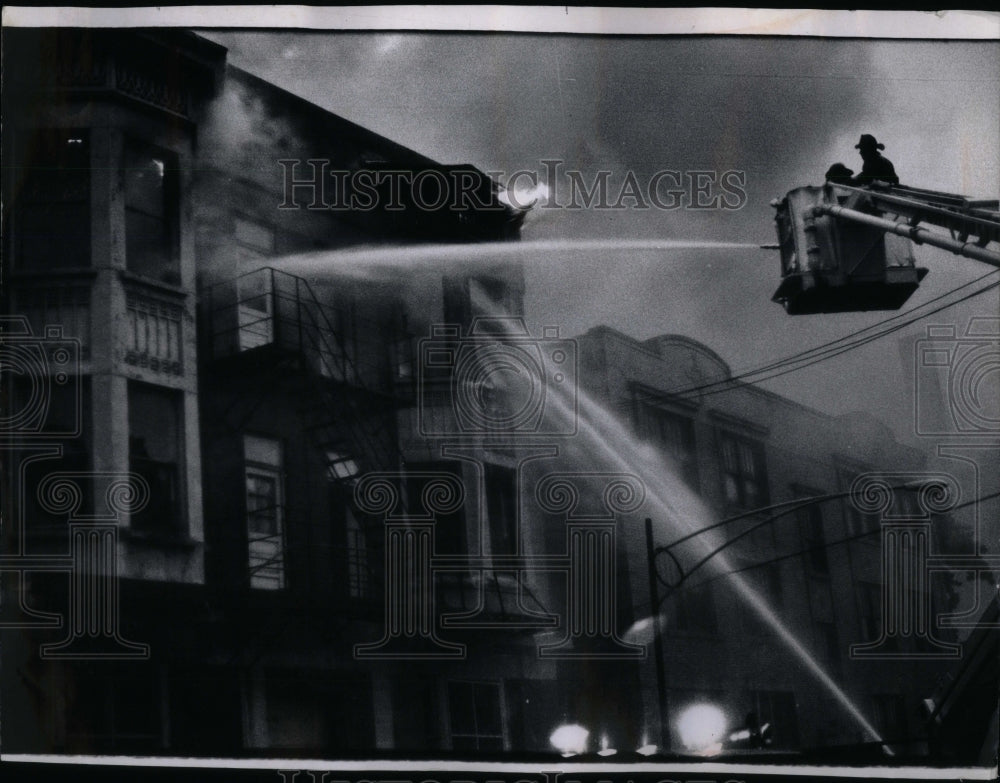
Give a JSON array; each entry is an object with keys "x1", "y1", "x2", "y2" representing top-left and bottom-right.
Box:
[{"x1": 1, "y1": 27, "x2": 987, "y2": 765}]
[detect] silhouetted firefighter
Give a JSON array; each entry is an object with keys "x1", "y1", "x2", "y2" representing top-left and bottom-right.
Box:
[{"x1": 851, "y1": 133, "x2": 899, "y2": 186}]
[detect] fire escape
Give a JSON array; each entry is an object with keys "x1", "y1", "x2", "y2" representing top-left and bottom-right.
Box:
[
  {"x1": 200, "y1": 267, "x2": 413, "y2": 597},
  {"x1": 202, "y1": 267, "x2": 411, "y2": 477}
]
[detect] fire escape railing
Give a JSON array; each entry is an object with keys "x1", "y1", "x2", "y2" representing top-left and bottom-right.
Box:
[{"x1": 200, "y1": 267, "x2": 415, "y2": 481}]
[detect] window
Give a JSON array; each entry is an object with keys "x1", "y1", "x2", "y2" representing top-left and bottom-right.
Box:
[
  {"x1": 13, "y1": 128, "x2": 91, "y2": 270},
  {"x1": 244, "y1": 434, "x2": 285, "y2": 590},
  {"x1": 325, "y1": 449, "x2": 360, "y2": 482},
  {"x1": 405, "y1": 462, "x2": 467, "y2": 555},
  {"x1": 670, "y1": 582, "x2": 718, "y2": 634},
  {"x1": 128, "y1": 382, "x2": 183, "y2": 535},
  {"x1": 19, "y1": 380, "x2": 91, "y2": 527},
  {"x1": 815, "y1": 621, "x2": 842, "y2": 679},
  {"x1": 448, "y1": 681, "x2": 504, "y2": 752},
  {"x1": 17, "y1": 286, "x2": 91, "y2": 357},
  {"x1": 233, "y1": 216, "x2": 275, "y2": 255},
  {"x1": 66, "y1": 666, "x2": 162, "y2": 753},
  {"x1": 345, "y1": 508, "x2": 369, "y2": 599},
  {"x1": 746, "y1": 690, "x2": 800, "y2": 749},
  {"x1": 484, "y1": 463, "x2": 517, "y2": 555},
  {"x1": 264, "y1": 671, "x2": 374, "y2": 752},
  {"x1": 719, "y1": 433, "x2": 769, "y2": 509},
  {"x1": 237, "y1": 269, "x2": 274, "y2": 351},
  {"x1": 797, "y1": 498, "x2": 829, "y2": 575},
  {"x1": 644, "y1": 406, "x2": 698, "y2": 489},
  {"x1": 839, "y1": 468, "x2": 880, "y2": 539},
  {"x1": 124, "y1": 141, "x2": 179, "y2": 284},
  {"x1": 857, "y1": 582, "x2": 882, "y2": 642}
]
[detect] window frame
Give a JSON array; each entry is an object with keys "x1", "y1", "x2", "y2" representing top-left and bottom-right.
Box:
[
  {"x1": 837, "y1": 464, "x2": 881, "y2": 543},
  {"x1": 123, "y1": 137, "x2": 181, "y2": 285},
  {"x1": 345, "y1": 507, "x2": 369, "y2": 600},
  {"x1": 717, "y1": 430, "x2": 770, "y2": 511},
  {"x1": 244, "y1": 433, "x2": 286, "y2": 591},
  {"x1": 127, "y1": 381, "x2": 185, "y2": 537},
  {"x1": 643, "y1": 404, "x2": 699, "y2": 490},
  {"x1": 446, "y1": 679, "x2": 506, "y2": 753},
  {"x1": 794, "y1": 487, "x2": 830, "y2": 576},
  {"x1": 10, "y1": 127, "x2": 93, "y2": 272},
  {"x1": 483, "y1": 462, "x2": 518, "y2": 556}
]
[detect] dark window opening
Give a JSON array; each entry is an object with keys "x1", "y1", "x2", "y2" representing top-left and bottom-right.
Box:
[
  {"x1": 797, "y1": 498, "x2": 829, "y2": 575},
  {"x1": 128, "y1": 382, "x2": 182, "y2": 536},
  {"x1": 17, "y1": 379, "x2": 92, "y2": 533},
  {"x1": 484, "y1": 463, "x2": 517, "y2": 556},
  {"x1": 644, "y1": 406, "x2": 699, "y2": 490},
  {"x1": 264, "y1": 671, "x2": 374, "y2": 752},
  {"x1": 65, "y1": 666, "x2": 162, "y2": 753},
  {"x1": 719, "y1": 433, "x2": 769, "y2": 509},
  {"x1": 405, "y1": 462, "x2": 467, "y2": 555},
  {"x1": 12, "y1": 128, "x2": 91, "y2": 270}
]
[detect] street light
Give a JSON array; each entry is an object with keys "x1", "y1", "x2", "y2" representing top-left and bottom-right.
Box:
[
  {"x1": 549, "y1": 723, "x2": 589, "y2": 756},
  {"x1": 677, "y1": 703, "x2": 727, "y2": 756}
]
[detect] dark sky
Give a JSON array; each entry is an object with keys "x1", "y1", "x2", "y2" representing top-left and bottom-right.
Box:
[{"x1": 203, "y1": 31, "x2": 1000, "y2": 444}]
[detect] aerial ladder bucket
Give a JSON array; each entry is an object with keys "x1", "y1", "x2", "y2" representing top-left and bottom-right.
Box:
[{"x1": 771, "y1": 182, "x2": 1000, "y2": 315}]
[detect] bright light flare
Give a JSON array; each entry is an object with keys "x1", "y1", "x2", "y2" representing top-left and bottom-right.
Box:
[
  {"x1": 677, "y1": 704, "x2": 727, "y2": 754},
  {"x1": 550, "y1": 723, "x2": 589, "y2": 756},
  {"x1": 498, "y1": 180, "x2": 550, "y2": 209}
]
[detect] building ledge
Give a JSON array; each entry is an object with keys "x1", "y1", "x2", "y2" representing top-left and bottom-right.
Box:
[
  {"x1": 119, "y1": 270, "x2": 189, "y2": 299},
  {"x1": 120, "y1": 527, "x2": 200, "y2": 550}
]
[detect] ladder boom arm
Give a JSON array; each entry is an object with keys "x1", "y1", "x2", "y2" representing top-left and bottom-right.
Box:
[{"x1": 813, "y1": 202, "x2": 1000, "y2": 268}]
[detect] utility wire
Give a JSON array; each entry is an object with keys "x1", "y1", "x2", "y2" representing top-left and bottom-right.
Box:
[
  {"x1": 693, "y1": 280, "x2": 1000, "y2": 401},
  {"x1": 632, "y1": 269, "x2": 1000, "y2": 404},
  {"x1": 682, "y1": 489, "x2": 1000, "y2": 595}
]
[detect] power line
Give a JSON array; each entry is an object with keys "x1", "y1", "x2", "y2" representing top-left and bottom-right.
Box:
[
  {"x1": 686, "y1": 489, "x2": 1000, "y2": 595},
  {"x1": 703, "y1": 280, "x2": 1000, "y2": 400},
  {"x1": 652, "y1": 274, "x2": 1000, "y2": 402},
  {"x1": 631, "y1": 269, "x2": 1000, "y2": 404},
  {"x1": 709, "y1": 282, "x2": 1000, "y2": 402}
]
